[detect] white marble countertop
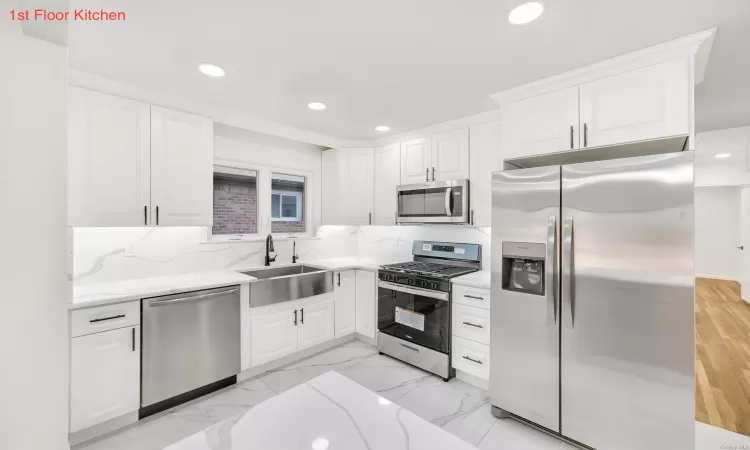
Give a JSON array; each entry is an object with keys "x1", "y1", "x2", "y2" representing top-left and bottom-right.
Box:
[
  {"x1": 71, "y1": 270, "x2": 256, "y2": 310},
  {"x1": 304, "y1": 256, "x2": 381, "y2": 272},
  {"x1": 451, "y1": 270, "x2": 491, "y2": 290},
  {"x1": 162, "y1": 370, "x2": 477, "y2": 450}
]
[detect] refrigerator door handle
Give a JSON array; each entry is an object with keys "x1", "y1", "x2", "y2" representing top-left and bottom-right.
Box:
[
  {"x1": 562, "y1": 216, "x2": 574, "y2": 327},
  {"x1": 546, "y1": 216, "x2": 557, "y2": 325}
]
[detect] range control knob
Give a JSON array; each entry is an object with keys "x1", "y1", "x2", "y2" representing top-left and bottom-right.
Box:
[{"x1": 407, "y1": 278, "x2": 414, "y2": 286}]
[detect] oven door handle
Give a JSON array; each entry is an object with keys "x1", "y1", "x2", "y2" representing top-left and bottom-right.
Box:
[{"x1": 378, "y1": 280, "x2": 449, "y2": 301}]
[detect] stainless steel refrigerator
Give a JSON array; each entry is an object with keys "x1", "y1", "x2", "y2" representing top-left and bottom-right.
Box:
[{"x1": 490, "y1": 150, "x2": 694, "y2": 450}]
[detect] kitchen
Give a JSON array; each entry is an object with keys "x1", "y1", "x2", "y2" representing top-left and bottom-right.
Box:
[{"x1": 3, "y1": 1, "x2": 750, "y2": 450}]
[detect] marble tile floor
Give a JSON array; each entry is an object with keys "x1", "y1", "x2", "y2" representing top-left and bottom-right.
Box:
[{"x1": 75, "y1": 339, "x2": 750, "y2": 450}]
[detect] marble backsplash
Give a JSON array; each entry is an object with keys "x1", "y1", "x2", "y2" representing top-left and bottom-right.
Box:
[{"x1": 72, "y1": 225, "x2": 491, "y2": 285}]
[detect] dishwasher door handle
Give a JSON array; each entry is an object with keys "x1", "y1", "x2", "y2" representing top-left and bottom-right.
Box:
[{"x1": 148, "y1": 287, "x2": 240, "y2": 307}]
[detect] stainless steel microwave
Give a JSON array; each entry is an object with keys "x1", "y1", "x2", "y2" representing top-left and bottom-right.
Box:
[{"x1": 396, "y1": 179, "x2": 469, "y2": 224}]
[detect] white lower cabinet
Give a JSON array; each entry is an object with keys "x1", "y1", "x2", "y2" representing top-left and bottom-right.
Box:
[
  {"x1": 250, "y1": 307, "x2": 299, "y2": 366},
  {"x1": 70, "y1": 326, "x2": 140, "y2": 432},
  {"x1": 334, "y1": 270, "x2": 357, "y2": 338},
  {"x1": 452, "y1": 336, "x2": 490, "y2": 381},
  {"x1": 297, "y1": 299, "x2": 335, "y2": 350},
  {"x1": 355, "y1": 270, "x2": 376, "y2": 339},
  {"x1": 451, "y1": 284, "x2": 491, "y2": 383}
]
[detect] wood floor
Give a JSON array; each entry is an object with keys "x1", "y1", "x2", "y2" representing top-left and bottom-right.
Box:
[{"x1": 695, "y1": 277, "x2": 750, "y2": 436}]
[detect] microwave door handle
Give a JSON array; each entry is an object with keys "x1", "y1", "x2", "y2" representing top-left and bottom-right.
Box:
[{"x1": 444, "y1": 187, "x2": 452, "y2": 216}]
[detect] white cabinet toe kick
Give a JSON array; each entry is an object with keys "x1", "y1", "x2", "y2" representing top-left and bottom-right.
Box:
[{"x1": 377, "y1": 331, "x2": 452, "y2": 380}]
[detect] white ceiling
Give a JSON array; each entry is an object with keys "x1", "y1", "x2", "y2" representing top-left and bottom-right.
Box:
[{"x1": 68, "y1": 0, "x2": 750, "y2": 141}]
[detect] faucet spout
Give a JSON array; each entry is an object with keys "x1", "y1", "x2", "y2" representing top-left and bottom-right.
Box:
[{"x1": 265, "y1": 234, "x2": 276, "y2": 266}]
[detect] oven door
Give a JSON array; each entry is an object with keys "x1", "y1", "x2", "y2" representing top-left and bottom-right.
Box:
[
  {"x1": 396, "y1": 180, "x2": 468, "y2": 224},
  {"x1": 377, "y1": 280, "x2": 450, "y2": 354}
]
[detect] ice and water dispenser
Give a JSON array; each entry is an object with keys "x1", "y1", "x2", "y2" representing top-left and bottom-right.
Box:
[{"x1": 501, "y1": 242, "x2": 546, "y2": 296}]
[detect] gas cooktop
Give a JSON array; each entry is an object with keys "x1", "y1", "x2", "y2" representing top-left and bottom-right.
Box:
[{"x1": 379, "y1": 261, "x2": 477, "y2": 279}]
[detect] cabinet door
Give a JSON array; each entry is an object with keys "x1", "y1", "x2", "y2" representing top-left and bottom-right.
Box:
[
  {"x1": 322, "y1": 149, "x2": 342, "y2": 225},
  {"x1": 373, "y1": 144, "x2": 401, "y2": 225},
  {"x1": 298, "y1": 299, "x2": 335, "y2": 350},
  {"x1": 250, "y1": 307, "x2": 298, "y2": 366},
  {"x1": 355, "y1": 270, "x2": 377, "y2": 338},
  {"x1": 500, "y1": 87, "x2": 580, "y2": 160},
  {"x1": 400, "y1": 138, "x2": 431, "y2": 184},
  {"x1": 334, "y1": 270, "x2": 357, "y2": 337},
  {"x1": 469, "y1": 121, "x2": 502, "y2": 227},
  {"x1": 70, "y1": 326, "x2": 140, "y2": 432},
  {"x1": 340, "y1": 148, "x2": 374, "y2": 225},
  {"x1": 579, "y1": 58, "x2": 690, "y2": 148},
  {"x1": 150, "y1": 106, "x2": 214, "y2": 226},
  {"x1": 68, "y1": 87, "x2": 151, "y2": 227},
  {"x1": 431, "y1": 129, "x2": 469, "y2": 181}
]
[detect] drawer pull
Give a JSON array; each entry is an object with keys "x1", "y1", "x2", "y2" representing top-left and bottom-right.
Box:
[
  {"x1": 400, "y1": 343, "x2": 419, "y2": 352},
  {"x1": 90, "y1": 314, "x2": 126, "y2": 323},
  {"x1": 463, "y1": 355, "x2": 483, "y2": 365},
  {"x1": 462, "y1": 321, "x2": 483, "y2": 329},
  {"x1": 464, "y1": 295, "x2": 484, "y2": 300}
]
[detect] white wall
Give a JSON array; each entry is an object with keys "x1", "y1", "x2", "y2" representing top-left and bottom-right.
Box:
[
  {"x1": 694, "y1": 126, "x2": 750, "y2": 187},
  {"x1": 695, "y1": 187, "x2": 741, "y2": 280},
  {"x1": 0, "y1": 8, "x2": 70, "y2": 450}
]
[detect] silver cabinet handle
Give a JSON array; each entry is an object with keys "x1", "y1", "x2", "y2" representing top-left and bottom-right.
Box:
[
  {"x1": 471, "y1": 210, "x2": 475, "y2": 226},
  {"x1": 547, "y1": 216, "x2": 557, "y2": 325},
  {"x1": 462, "y1": 321, "x2": 483, "y2": 328},
  {"x1": 444, "y1": 187, "x2": 452, "y2": 216},
  {"x1": 570, "y1": 125, "x2": 574, "y2": 149},
  {"x1": 148, "y1": 287, "x2": 239, "y2": 307},
  {"x1": 132, "y1": 327, "x2": 136, "y2": 352},
  {"x1": 369, "y1": 212, "x2": 372, "y2": 225},
  {"x1": 337, "y1": 273, "x2": 341, "y2": 286},
  {"x1": 583, "y1": 123, "x2": 588, "y2": 147},
  {"x1": 462, "y1": 355, "x2": 482, "y2": 364},
  {"x1": 426, "y1": 168, "x2": 429, "y2": 182},
  {"x1": 400, "y1": 343, "x2": 419, "y2": 352},
  {"x1": 156, "y1": 206, "x2": 160, "y2": 225},
  {"x1": 464, "y1": 295, "x2": 484, "y2": 300},
  {"x1": 301, "y1": 307, "x2": 304, "y2": 324},
  {"x1": 432, "y1": 167, "x2": 435, "y2": 181},
  {"x1": 144, "y1": 206, "x2": 147, "y2": 225},
  {"x1": 562, "y1": 217, "x2": 574, "y2": 327},
  {"x1": 90, "y1": 314, "x2": 125, "y2": 323}
]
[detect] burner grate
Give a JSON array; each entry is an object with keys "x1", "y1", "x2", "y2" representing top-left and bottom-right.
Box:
[{"x1": 380, "y1": 261, "x2": 476, "y2": 279}]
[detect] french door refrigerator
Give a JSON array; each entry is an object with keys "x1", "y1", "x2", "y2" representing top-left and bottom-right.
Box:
[{"x1": 490, "y1": 152, "x2": 694, "y2": 450}]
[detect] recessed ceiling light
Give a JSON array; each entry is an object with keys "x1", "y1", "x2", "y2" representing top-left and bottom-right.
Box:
[
  {"x1": 375, "y1": 126, "x2": 390, "y2": 132},
  {"x1": 715, "y1": 153, "x2": 732, "y2": 159},
  {"x1": 308, "y1": 102, "x2": 327, "y2": 111},
  {"x1": 508, "y1": 2, "x2": 544, "y2": 25},
  {"x1": 198, "y1": 63, "x2": 225, "y2": 77}
]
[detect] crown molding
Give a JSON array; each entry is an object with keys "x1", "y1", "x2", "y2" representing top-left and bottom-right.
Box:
[{"x1": 490, "y1": 27, "x2": 717, "y2": 106}]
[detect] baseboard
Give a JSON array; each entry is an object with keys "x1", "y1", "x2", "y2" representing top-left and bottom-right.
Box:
[
  {"x1": 456, "y1": 370, "x2": 489, "y2": 390},
  {"x1": 238, "y1": 334, "x2": 357, "y2": 382},
  {"x1": 69, "y1": 411, "x2": 138, "y2": 447},
  {"x1": 355, "y1": 332, "x2": 377, "y2": 346}
]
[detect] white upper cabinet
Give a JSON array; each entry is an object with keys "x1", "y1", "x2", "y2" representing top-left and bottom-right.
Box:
[
  {"x1": 355, "y1": 270, "x2": 376, "y2": 339},
  {"x1": 68, "y1": 88, "x2": 214, "y2": 227},
  {"x1": 70, "y1": 326, "x2": 140, "y2": 432},
  {"x1": 499, "y1": 86, "x2": 580, "y2": 161},
  {"x1": 578, "y1": 58, "x2": 690, "y2": 148},
  {"x1": 334, "y1": 270, "x2": 357, "y2": 338},
  {"x1": 68, "y1": 87, "x2": 151, "y2": 226},
  {"x1": 431, "y1": 129, "x2": 470, "y2": 180},
  {"x1": 372, "y1": 144, "x2": 401, "y2": 225},
  {"x1": 469, "y1": 121, "x2": 503, "y2": 227},
  {"x1": 150, "y1": 106, "x2": 214, "y2": 226},
  {"x1": 400, "y1": 138, "x2": 431, "y2": 184},
  {"x1": 322, "y1": 148, "x2": 374, "y2": 225}
]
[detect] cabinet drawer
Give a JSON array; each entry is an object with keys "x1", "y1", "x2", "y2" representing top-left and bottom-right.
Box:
[
  {"x1": 71, "y1": 301, "x2": 140, "y2": 337},
  {"x1": 452, "y1": 303, "x2": 490, "y2": 345},
  {"x1": 452, "y1": 284, "x2": 491, "y2": 310},
  {"x1": 452, "y1": 336, "x2": 490, "y2": 380}
]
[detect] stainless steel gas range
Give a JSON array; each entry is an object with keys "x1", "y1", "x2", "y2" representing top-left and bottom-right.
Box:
[{"x1": 377, "y1": 240, "x2": 481, "y2": 381}]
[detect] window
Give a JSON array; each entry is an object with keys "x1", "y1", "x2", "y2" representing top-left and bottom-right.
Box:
[
  {"x1": 271, "y1": 173, "x2": 306, "y2": 233},
  {"x1": 211, "y1": 166, "x2": 310, "y2": 239},
  {"x1": 212, "y1": 167, "x2": 258, "y2": 235}
]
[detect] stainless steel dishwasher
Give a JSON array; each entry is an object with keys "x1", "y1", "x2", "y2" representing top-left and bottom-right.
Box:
[{"x1": 141, "y1": 285, "x2": 241, "y2": 416}]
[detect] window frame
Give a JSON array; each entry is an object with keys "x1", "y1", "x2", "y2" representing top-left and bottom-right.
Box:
[
  {"x1": 271, "y1": 190, "x2": 303, "y2": 222},
  {"x1": 208, "y1": 159, "x2": 313, "y2": 242}
]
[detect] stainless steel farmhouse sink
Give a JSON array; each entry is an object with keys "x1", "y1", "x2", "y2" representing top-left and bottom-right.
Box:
[{"x1": 239, "y1": 265, "x2": 333, "y2": 307}]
